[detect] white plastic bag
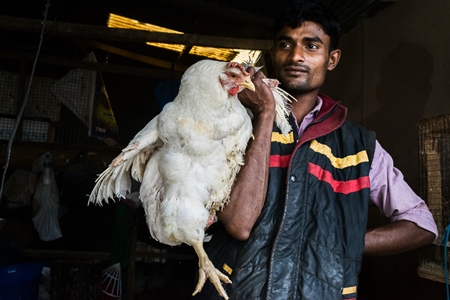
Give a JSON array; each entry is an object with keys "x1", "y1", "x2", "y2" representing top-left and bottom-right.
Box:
[{"x1": 32, "y1": 152, "x2": 62, "y2": 241}]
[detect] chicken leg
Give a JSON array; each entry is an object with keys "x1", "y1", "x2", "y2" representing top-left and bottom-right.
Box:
[{"x1": 191, "y1": 240, "x2": 232, "y2": 299}]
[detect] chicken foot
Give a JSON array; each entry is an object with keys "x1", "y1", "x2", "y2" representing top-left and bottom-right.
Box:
[{"x1": 192, "y1": 240, "x2": 232, "y2": 299}]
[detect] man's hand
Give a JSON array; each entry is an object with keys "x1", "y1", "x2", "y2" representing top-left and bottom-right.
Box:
[{"x1": 238, "y1": 67, "x2": 276, "y2": 116}]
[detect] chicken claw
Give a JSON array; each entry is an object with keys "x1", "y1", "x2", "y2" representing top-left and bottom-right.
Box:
[{"x1": 192, "y1": 241, "x2": 232, "y2": 299}]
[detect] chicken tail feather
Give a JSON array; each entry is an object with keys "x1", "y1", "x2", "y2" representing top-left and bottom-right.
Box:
[{"x1": 264, "y1": 78, "x2": 296, "y2": 137}]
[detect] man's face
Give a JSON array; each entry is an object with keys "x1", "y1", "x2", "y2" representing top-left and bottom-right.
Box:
[{"x1": 270, "y1": 21, "x2": 340, "y2": 97}]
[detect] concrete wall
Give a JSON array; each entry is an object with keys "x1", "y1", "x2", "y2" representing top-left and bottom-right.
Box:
[{"x1": 322, "y1": 0, "x2": 450, "y2": 194}]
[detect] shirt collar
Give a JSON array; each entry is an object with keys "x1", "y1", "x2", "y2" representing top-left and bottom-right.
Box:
[
  {"x1": 309, "y1": 96, "x2": 323, "y2": 118},
  {"x1": 293, "y1": 96, "x2": 323, "y2": 138},
  {"x1": 291, "y1": 96, "x2": 323, "y2": 124}
]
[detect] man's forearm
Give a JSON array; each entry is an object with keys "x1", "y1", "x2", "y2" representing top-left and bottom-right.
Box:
[
  {"x1": 364, "y1": 220, "x2": 435, "y2": 255},
  {"x1": 218, "y1": 111, "x2": 274, "y2": 241}
]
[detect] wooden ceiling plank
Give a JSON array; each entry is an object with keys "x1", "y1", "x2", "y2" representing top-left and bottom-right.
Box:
[
  {"x1": 150, "y1": 0, "x2": 275, "y2": 29},
  {"x1": 0, "y1": 49, "x2": 184, "y2": 79},
  {"x1": 0, "y1": 15, "x2": 273, "y2": 50},
  {"x1": 82, "y1": 39, "x2": 188, "y2": 72}
]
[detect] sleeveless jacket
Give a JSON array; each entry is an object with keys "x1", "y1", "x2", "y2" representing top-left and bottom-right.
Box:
[{"x1": 195, "y1": 94, "x2": 376, "y2": 300}]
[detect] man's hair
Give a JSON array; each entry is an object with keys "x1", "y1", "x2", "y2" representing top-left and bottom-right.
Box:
[{"x1": 273, "y1": 0, "x2": 341, "y2": 52}]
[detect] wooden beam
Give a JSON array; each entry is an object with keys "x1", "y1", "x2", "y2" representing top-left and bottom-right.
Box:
[
  {"x1": 81, "y1": 39, "x2": 188, "y2": 72},
  {"x1": 0, "y1": 15, "x2": 273, "y2": 50},
  {"x1": 20, "y1": 248, "x2": 196, "y2": 261},
  {"x1": 0, "y1": 141, "x2": 121, "y2": 173},
  {"x1": 21, "y1": 249, "x2": 111, "y2": 261},
  {"x1": 151, "y1": 0, "x2": 275, "y2": 30},
  {"x1": 0, "y1": 49, "x2": 184, "y2": 79}
]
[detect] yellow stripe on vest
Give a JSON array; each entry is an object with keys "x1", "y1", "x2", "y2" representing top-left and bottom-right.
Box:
[
  {"x1": 223, "y1": 263, "x2": 233, "y2": 275},
  {"x1": 342, "y1": 286, "x2": 357, "y2": 295},
  {"x1": 271, "y1": 131, "x2": 294, "y2": 144},
  {"x1": 310, "y1": 140, "x2": 369, "y2": 169}
]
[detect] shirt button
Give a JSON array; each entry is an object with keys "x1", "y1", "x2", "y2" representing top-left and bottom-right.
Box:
[{"x1": 290, "y1": 175, "x2": 297, "y2": 182}]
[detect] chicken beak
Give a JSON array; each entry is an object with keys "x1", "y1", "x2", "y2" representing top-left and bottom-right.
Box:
[{"x1": 239, "y1": 76, "x2": 256, "y2": 92}]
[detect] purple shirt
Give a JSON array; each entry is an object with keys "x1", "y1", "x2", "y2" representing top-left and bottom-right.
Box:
[{"x1": 295, "y1": 98, "x2": 438, "y2": 238}]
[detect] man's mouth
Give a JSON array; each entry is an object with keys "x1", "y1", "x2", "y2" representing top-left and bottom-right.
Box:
[{"x1": 283, "y1": 65, "x2": 309, "y2": 76}]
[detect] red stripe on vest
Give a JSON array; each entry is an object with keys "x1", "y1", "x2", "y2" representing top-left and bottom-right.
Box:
[
  {"x1": 269, "y1": 154, "x2": 292, "y2": 168},
  {"x1": 308, "y1": 162, "x2": 370, "y2": 194}
]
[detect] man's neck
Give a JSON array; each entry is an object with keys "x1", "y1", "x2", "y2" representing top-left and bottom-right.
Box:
[{"x1": 290, "y1": 91, "x2": 320, "y2": 125}]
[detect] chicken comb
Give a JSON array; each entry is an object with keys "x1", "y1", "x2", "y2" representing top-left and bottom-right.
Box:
[{"x1": 226, "y1": 61, "x2": 249, "y2": 76}]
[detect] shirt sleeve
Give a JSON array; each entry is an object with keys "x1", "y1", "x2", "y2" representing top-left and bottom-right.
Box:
[{"x1": 369, "y1": 140, "x2": 438, "y2": 239}]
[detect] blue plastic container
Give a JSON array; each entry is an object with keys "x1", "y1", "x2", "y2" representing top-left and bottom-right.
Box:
[{"x1": 0, "y1": 261, "x2": 44, "y2": 300}]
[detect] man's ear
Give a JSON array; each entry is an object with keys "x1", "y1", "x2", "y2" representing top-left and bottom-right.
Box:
[{"x1": 327, "y1": 49, "x2": 341, "y2": 71}]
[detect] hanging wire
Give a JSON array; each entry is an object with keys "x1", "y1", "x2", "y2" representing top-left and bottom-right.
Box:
[{"x1": 0, "y1": 0, "x2": 51, "y2": 203}]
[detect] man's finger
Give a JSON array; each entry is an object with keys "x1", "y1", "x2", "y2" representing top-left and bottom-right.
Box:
[{"x1": 246, "y1": 66, "x2": 256, "y2": 76}]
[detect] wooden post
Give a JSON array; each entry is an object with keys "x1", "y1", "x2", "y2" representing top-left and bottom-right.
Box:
[{"x1": 126, "y1": 207, "x2": 138, "y2": 300}]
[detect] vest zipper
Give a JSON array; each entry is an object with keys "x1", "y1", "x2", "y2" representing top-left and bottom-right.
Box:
[{"x1": 267, "y1": 101, "x2": 341, "y2": 299}]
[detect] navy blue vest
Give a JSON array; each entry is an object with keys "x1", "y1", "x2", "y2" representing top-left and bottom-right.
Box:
[{"x1": 195, "y1": 98, "x2": 376, "y2": 300}]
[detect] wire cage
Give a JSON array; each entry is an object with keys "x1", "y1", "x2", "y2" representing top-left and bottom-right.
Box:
[
  {"x1": 0, "y1": 55, "x2": 99, "y2": 145},
  {"x1": 101, "y1": 263, "x2": 122, "y2": 299},
  {"x1": 417, "y1": 113, "x2": 450, "y2": 283},
  {"x1": 0, "y1": 52, "x2": 156, "y2": 148},
  {"x1": 0, "y1": 68, "x2": 61, "y2": 143}
]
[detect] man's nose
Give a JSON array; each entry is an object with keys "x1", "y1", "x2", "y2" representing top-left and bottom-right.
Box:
[{"x1": 290, "y1": 46, "x2": 305, "y2": 63}]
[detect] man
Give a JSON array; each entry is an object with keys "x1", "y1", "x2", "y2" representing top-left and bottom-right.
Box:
[{"x1": 195, "y1": 1, "x2": 438, "y2": 299}]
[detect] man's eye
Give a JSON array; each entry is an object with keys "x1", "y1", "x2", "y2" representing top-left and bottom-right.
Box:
[
  {"x1": 279, "y1": 42, "x2": 290, "y2": 49},
  {"x1": 307, "y1": 44, "x2": 319, "y2": 50}
]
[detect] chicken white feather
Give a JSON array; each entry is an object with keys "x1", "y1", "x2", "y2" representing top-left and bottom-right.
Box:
[{"x1": 88, "y1": 59, "x2": 294, "y2": 299}]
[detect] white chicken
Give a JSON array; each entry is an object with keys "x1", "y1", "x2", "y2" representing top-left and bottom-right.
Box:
[{"x1": 88, "y1": 59, "x2": 293, "y2": 299}]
